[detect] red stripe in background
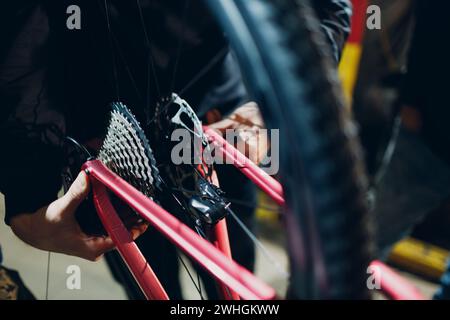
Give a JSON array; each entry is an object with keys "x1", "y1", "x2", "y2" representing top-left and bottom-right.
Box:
[{"x1": 348, "y1": 0, "x2": 368, "y2": 44}]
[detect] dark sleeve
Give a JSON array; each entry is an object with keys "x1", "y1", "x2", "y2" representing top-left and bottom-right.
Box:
[
  {"x1": 401, "y1": 1, "x2": 439, "y2": 108},
  {"x1": 200, "y1": 1, "x2": 353, "y2": 116},
  {"x1": 312, "y1": 0, "x2": 353, "y2": 63},
  {"x1": 401, "y1": 1, "x2": 450, "y2": 165},
  {"x1": 401, "y1": 1, "x2": 450, "y2": 109},
  {"x1": 0, "y1": 3, "x2": 65, "y2": 225},
  {"x1": 196, "y1": 53, "x2": 248, "y2": 118}
]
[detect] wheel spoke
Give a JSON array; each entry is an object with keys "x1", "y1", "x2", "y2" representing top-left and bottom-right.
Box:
[
  {"x1": 147, "y1": 46, "x2": 229, "y2": 125},
  {"x1": 227, "y1": 208, "x2": 289, "y2": 279},
  {"x1": 136, "y1": 0, "x2": 161, "y2": 99},
  {"x1": 45, "y1": 252, "x2": 51, "y2": 300},
  {"x1": 102, "y1": 0, "x2": 120, "y2": 100},
  {"x1": 169, "y1": 183, "x2": 289, "y2": 280},
  {"x1": 170, "y1": 0, "x2": 191, "y2": 94},
  {"x1": 177, "y1": 253, "x2": 205, "y2": 300}
]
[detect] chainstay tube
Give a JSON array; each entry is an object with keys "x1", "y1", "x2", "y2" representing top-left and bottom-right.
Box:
[
  {"x1": 83, "y1": 160, "x2": 276, "y2": 300},
  {"x1": 91, "y1": 179, "x2": 169, "y2": 300}
]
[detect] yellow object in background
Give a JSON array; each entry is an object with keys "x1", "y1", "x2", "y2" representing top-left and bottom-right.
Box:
[
  {"x1": 256, "y1": 191, "x2": 280, "y2": 223},
  {"x1": 338, "y1": 0, "x2": 366, "y2": 104},
  {"x1": 388, "y1": 237, "x2": 450, "y2": 281},
  {"x1": 338, "y1": 43, "x2": 363, "y2": 104},
  {"x1": 255, "y1": 43, "x2": 363, "y2": 223},
  {"x1": 256, "y1": 43, "x2": 364, "y2": 223}
]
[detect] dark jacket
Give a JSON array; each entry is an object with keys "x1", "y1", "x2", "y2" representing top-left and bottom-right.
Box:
[
  {"x1": 402, "y1": 1, "x2": 450, "y2": 165},
  {"x1": 0, "y1": 0, "x2": 352, "y2": 224}
]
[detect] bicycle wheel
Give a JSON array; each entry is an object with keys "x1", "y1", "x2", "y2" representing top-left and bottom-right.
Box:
[
  {"x1": 75, "y1": 0, "x2": 372, "y2": 299},
  {"x1": 205, "y1": 0, "x2": 373, "y2": 299}
]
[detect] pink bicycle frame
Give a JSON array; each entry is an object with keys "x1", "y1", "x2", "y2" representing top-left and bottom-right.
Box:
[
  {"x1": 203, "y1": 126, "x2": 425, "y2": 300},
  {"x1": 80, "y1": 125, "x2": 425, "y2": 301},
  {"x1": 83, "y1": 160, "x2": 275, "y2": 300}
]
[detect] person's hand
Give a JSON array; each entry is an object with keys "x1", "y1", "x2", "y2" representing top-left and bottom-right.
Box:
[
  {"x1": 10, "y1": 171, "x2": 148, "y2": 261},
  {"x1": 207, "y1": 102, "x2": 269, "y2": 164}
]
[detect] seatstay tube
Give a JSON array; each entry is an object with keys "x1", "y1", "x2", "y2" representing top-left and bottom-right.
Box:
[
  {"x1": 203, "y1": 126, "x2": 426, "y2": 300},
  {"x1": 203, "y1": 126, "x2": 284, "y2": 206}
]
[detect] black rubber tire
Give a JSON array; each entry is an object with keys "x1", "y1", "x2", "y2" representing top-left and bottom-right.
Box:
[{"x1": 205, "y1": 0, "x2": 373, "y2": 299}]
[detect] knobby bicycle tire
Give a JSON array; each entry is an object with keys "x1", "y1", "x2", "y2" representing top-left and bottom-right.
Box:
[{"x1": 206, "y1": 0, "x2": 373, "y2": 299}]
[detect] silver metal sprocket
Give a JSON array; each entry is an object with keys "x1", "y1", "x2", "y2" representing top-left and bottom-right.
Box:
[{"x1": 99, "y1": 102, "x2": 161, "y2": 198}]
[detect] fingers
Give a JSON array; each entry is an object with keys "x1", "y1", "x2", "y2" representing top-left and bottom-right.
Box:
[
  {"x1": 205, "y1": 109, "x2": 222, "y2": 124},
  {"x1": 207, "y1": 118, "x2": 235, "y2": 133},
  {"x1": 35, "y1": 169, "x2": 148, "y2": 262},
  {"x1": 57, "y1": 171, "x2": 90, "y2": 216},
  {"x1": 82, "y1": 236, "x2": 116, "y2": 261},
  {"x1": 129, "y1": 222, "x2": 149, "y2": 240},
  {"x1": 209, "y1": 102, "x2": 264, "y2": 132},
  {"x1": 80, "y1": 222, "x2": 147, "y2": 261},
  {"x1": 233, "y1": 101, "x2": 264, "y2": 128}
]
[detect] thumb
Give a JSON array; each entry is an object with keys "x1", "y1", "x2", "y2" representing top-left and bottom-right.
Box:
[{"x1": 59, "y1": 171, "x2": 90, "y2": 215}]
